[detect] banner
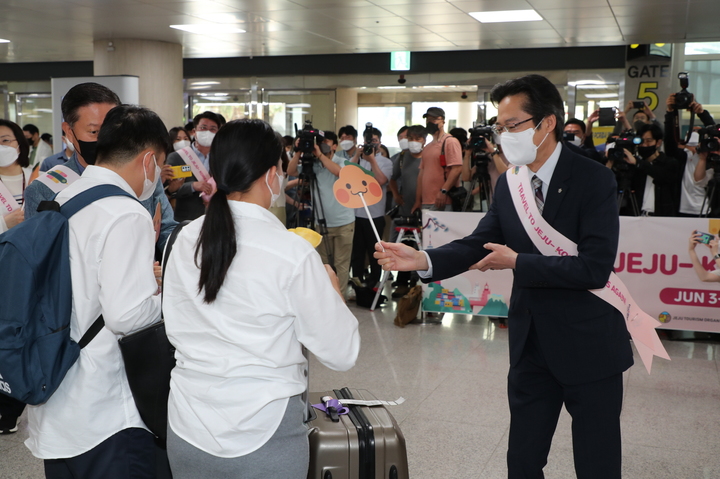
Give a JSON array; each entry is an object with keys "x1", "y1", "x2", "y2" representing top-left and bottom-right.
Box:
[
  {"x1": 0, "y1": 181, "x2": 20, "y2": 217},
  {"x1": 421, "y1": 212, "x2": 720, "y2": 333}
]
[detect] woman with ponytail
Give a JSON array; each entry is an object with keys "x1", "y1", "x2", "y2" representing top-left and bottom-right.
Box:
[{"x1": 162, "y1": 119, "x2": 360, "y2": 479}]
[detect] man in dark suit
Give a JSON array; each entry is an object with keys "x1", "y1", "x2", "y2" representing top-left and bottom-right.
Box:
[{"x1": 375, "y1": 74, "x2": 633, "y2": 479}]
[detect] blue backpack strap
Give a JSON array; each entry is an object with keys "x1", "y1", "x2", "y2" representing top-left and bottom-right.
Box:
[{"x1": 60, "y1": 184, "x2": 139, "y2": 219}]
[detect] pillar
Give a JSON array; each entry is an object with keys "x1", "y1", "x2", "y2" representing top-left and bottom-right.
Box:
[
  {"x1": 336, "y1": 88, "x2": 358, "y2": 130},
  {"x1": 93, "y1": 39, "x2": 184, "y2": 130}
]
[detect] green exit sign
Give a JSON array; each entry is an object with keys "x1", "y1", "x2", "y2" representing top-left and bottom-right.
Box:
[{"x1": 390, "y1": 51, "x2": 410, "y2": 71}]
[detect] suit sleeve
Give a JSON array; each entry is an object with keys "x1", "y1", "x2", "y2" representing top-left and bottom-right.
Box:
[
  {"x1": 425, "y1": 178, "x2": 506, "y2": 282},
  {"x1": 514, "y1": 166, "x2": 619, "y2": 290}
]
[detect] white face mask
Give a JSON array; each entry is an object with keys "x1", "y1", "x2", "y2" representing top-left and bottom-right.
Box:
[
  {"x1": 501, "y1": 118, "x2": 549, "y2": 167},
  {"x1": 398, "y1": 138, "x2": 409, "y2": 150},
  {"x1": 265, "y1": 170, "x2": 282, "y2": 205},
  {"x1": 339, "y1": 140, "x2": 354, "y2": 151},
  {"x1": 0, "y1": 144, "x2": 19, "y2": 167},
  {"x1": 195, "y1": 130, "x2": 215, "y2": 147},
  {"x1": 174, "y1": 139, "x2": 191, "y2": 151},
  {"x1": 408, "y1": 141, "x2": 423, "y2": 154},
  {"x1": 569, "y1": 135, "x2": 583, "y2": 147},
  {"x1": 139, "y1": 153, "x2": 160, "y2": 201}
]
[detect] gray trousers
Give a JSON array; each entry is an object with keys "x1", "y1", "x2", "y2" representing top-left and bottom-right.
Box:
[{"x1": 167, "y1": 395, "x2": 309, "y2": 479}]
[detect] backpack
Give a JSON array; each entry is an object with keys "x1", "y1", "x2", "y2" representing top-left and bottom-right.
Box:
[{"x1": 0, "y1": 185, "x2": 137, "y2": 405}]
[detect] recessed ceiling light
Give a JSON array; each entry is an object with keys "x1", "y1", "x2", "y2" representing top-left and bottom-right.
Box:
[
  {"x1": 287, "y1": 103, "x2": 311, "y2": 108},
  {"x1": 191, "y1": 81, "x2": 221, "y2": 86},
  {"x1": 584, "y1": 93, "x2": 619, "y2": 99},
  {"x1": 170, "y1": 24, "x2": 246, "y2": 34},
  {"x1": 0, "y1": 38, "x2": 10, "y2": 43},
  {"x1": 378, "y1": 86, "x2": 406, "y2": 90},
  {"x1": 469, "y1": 10, "x2": 542, "y2": 23}
]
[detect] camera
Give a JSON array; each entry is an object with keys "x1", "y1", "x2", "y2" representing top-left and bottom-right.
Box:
[
  {"x1": 395, "y1": 211, "x2": 421, "y2": 227},
  {"x1": 295, "y1": 120, "x2": 324, "y2": 156},
  {"x1": 698, "y1": 124, "x2": 720, "y2": 153},
  {"x1": 674, "y1": 72, "x2": 694, "y2": 110},
  {"x1": 562, "y1": 131, "x2": 575, "y2": 142},
  {"x1": 632, "y1": 101, "x2": 646, "y2": 109},
  {"x1": 607, "y1": 131, "x2": 641, "y2": 160},
  {"x1": 468, "y1": 125, "x2": 493, "y2": 152},
  {"x1": 362, "y1": 122, "x2": 376, "y2": 156}
]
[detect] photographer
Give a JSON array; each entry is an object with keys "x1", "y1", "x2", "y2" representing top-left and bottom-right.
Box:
[
  {"x1": 288, "y1": 129, "x2": 355, "y2": 299},
  {"x1": 389, "y1": 125, "x2": 426, "y2": 297},
  {"x1": 347, "y1": 125, "x2": 393, "y2": 289},
  {"x1": 564, "y1": 118, "x2": 604, "y2": 164},
  {"x1": 461, "y1": 127, "x2": 507, "y2": 211},
  {"x1": 664, "y1": 94, "x2": 716, "y2": 216},
  {"x1": 614, "y1": 100, "x2": 663, "y2": 134},
  {"x1": 618, "y1": 123, "x2": 681, "y2": 216}
]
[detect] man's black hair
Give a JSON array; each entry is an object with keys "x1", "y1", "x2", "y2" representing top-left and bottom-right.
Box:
[
  {"x1": 22, "y1": 124, "x2": 39, "y2": 135},
  {"x1": 324, "y1": 130, "x2": 338, "y2": 145},
  {"x1": 370, "y1": 127, "x2": 382, "y2": 139},
  {"x1": 61, "y1": 82, "x2": 121, "y2": 127},
  {"x1": 338, "y1": 125, "x2": 358, "y2": 139},
  {"x1": 95, "y1": 105, "x2": 170, "y2": 166},
  {"x1": 406, "y1": 125, "x2": 427, "y2": 139},
  {"x1": 564, "y1": 118, "x2": 586, "y2": 134},
  {"x1": 397, "y1": 125, "x2": 409, "y2": 136},
  {"x1": 192, "y1": 111, "x2": 223, "y2": 130},
  {"x1": 637, "y1": 123, "x2": 663, "y2": 141},
  {"x1": 490, "y1": 74, "x2": 565, "y2": 142}
]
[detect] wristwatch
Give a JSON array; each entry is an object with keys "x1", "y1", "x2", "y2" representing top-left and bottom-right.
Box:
[
  {"x1": 440, "y1": 188, "x2": 448, "y2": 195},
  {"x1": 714, "y1": 253, "x2": 720, "y2": 260}
]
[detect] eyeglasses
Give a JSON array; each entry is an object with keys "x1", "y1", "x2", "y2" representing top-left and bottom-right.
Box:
[
  {"x1": 197, "y1": 125, "x2": 219, "y2": 133},
  {"x1": 491, "y1": 117, "x2": 534, "y2": 136}
]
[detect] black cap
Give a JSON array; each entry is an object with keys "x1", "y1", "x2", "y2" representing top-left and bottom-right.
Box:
[{"x1": 423, "y1": 107, "x2": 445, "y2": 119}]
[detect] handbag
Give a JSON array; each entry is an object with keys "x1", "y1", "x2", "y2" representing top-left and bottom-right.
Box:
[{"x1": 118, "y1": 220, "x2": 189, "y2": 443}]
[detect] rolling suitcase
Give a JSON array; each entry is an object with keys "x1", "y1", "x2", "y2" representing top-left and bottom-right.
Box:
[{"x1": 307, "y1": 387, "x2": 409, "y2": 479}]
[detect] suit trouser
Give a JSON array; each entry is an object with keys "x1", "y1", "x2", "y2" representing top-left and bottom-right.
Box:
[
  {"x1": 507, "y1": 325, "x2": 623, "y2": 479},
  {"x1": 317, "y1": 221, "x2": 355, "y2": 298},
  {"x1": 44, "y1": 428, "x2": 156, "y2": 479}
]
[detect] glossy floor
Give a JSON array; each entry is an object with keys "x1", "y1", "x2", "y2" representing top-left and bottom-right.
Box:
[{"x1": 2, "y1": 301, "x2": 720, "y2": 478}]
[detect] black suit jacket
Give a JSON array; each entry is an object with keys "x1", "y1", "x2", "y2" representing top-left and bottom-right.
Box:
[
  {"x1": 167, "y1": 150, "x2": 206, "y2": 222},
  {"x1": 426, "y1": 145, "x2": 633, "y2": 385}
]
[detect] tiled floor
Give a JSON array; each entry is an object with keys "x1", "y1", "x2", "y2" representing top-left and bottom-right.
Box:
[{"x1": 2, "y1": 299, "x2": 720, "y2": 478}]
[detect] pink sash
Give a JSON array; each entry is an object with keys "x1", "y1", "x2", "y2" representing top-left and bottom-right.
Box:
[
  {"x1": 0, "y1": 181, "x2": 19, "y2": 216},
  {"x1": 176, "y1": 146, "x2": 215, "y2": 201},
  {"x1": 506, "y1": 165, "x2": 669, "y2": 373}
]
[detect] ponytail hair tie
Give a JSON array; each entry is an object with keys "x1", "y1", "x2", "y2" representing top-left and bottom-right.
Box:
[{"x1": 215, "y1": 183, "x2": 230, "y2": 195}]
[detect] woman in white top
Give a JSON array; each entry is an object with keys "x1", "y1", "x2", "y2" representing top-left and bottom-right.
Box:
[
  {"x1": 0, "y1": 119, "x2": 34, "y2": 234},
  {"x1": 163, "y1": 119, "x2": 360, "y2": 479}
]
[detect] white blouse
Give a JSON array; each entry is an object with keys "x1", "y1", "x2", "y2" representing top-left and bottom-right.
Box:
[{"x1": 164, "y1": 200, "x2": 360, "y2": 458}]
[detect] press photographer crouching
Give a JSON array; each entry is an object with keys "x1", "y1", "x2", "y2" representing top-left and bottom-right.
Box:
[
  {"x1": 607, "y1": 124, "x2": 681, "y2": 216},
  {"x1": 287, "y1": 122, "x2": 356, "y2": 299}
]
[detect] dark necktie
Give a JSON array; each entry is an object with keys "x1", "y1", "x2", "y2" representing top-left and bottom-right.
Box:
[{"x1": 532, "y1": 175, "x2": 544, "y2": 214}]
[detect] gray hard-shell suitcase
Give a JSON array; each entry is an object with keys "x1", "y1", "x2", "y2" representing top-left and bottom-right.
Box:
[{"x1": 306, "y1": 387, "x2": 409, "y2": 479}]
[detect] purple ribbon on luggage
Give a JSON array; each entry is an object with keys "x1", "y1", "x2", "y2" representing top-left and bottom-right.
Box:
[{"x1": 311, "y1": 398, "x2": 349, "y2": 416}]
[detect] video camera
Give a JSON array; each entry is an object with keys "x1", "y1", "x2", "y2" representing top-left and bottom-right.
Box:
[
  {"x1": 674, "y1": 72, "x2": 694, "y2": 110},
  {"x1": 395, "y1": 211, "x2": 422, "y2": 227},
  {"x1": 468, "y1": 125, "x2": 493, "y2": 153},
  {"x1": 295, "y1": 120, "x2": 325, "y2": 156},
  {"x1": 607, "y1": 130, "x2": 641, "y2": 160},
  {"x1": 698, "y1": 124, "x2": 720, "y2": 153},
  {"x1": 362, "y1": 122, "x2": 376, "y2": 156}
]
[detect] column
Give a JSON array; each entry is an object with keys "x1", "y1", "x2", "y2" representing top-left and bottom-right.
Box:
[{"x1": 336, "y1": 88, "x2": 358, "y2": 130}]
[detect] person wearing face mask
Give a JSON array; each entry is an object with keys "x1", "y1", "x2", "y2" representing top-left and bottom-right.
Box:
[
  {"x1": 563, "y1": 119, "x2": 604, "y2": 164},
  {"x1": 388, "y1": 126, "x2": 409, "y2": 214},
  {"x1": 24, "y1": 105, "x2": 169, "y2": 478},
  {"x1": 663, "y1": 94, "x2": 717, "y2": 217},
  {"x1": 166, "y1": 111, "x2": 222, "y2": 222},
  {"x1": 23, "y1": 83, "x2": 177, "y2": 256},
  {"x1": 415, "y1": 107, "x2": 463, "y2": 212},
  {"x1": 162, "y1": 119, "x2": 359, "y2": 479},
  {"x1": 39, "y1": 130, "x2": 75, "y2": 172},
  {"x1": 288, "y1": 129, "x2": 356, "y2": 300},
  {"x1": 619, "y1": 123, "x2": 681, "y2": 216},
  {"x1": 375, "y1": 74, "x2": 634, "y2": 479},
  {"x1": 0, "y1": 120, "x2": 33, "y2": 234}
]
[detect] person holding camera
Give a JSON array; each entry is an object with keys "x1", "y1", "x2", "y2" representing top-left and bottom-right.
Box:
[
  {"x1": 563, "y1": 118, "x2": 604, "y2": 164},
  {"x1": 617, "y1": 123, "x2": 681, "y2": 216},
  {"x1": 287, "y1": 130, "x2": 355, "y2": 299},
  {"x1": 614, "y1": 101, "x2": 663, "y2": 135},
  {"x1": 460, "y1": 129, "x2": 508, "y2": 211},
  {"x1": 688, "y1": 231, "x2": 720, "y2": 282},
  {"x1": 388, "y1": 125, "x2": 426, "y2": 297},
  {"x1": 347, "y1": 126, "x2": 393, "y2": 289},
  {"x1": 414, "y1": 107, "x2": 463, "y2": 212}
]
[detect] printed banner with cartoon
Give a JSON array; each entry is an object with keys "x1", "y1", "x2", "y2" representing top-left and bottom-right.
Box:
[{"x1": 422, "y1": 212, "x2": 720, "y2": 333}]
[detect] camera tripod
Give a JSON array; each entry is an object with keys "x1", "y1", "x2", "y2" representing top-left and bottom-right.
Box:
[
  {"x1": 462, "y1": 156, "x2": 493, "y2": 212},
  {"x1": 616, "y1": 173, "x2": 640, "y2": 216},
  {"x1": 699, "y1": 168, "x2": 720, "y2": 218},
  {"x1": 294, "y1": 153, "x2": 334, "y2": 267}
]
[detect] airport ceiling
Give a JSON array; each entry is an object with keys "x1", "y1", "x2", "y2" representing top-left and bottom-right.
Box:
[{"x1": 0, "y1": 0, "x2": 716, "y2": 63}]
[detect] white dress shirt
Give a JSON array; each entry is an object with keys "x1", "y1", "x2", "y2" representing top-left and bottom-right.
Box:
[
  {"x1": 420, "y1": 142, "x2": 562, "y2": 277},
  {"x1": 164, "y1": 200, "x2": 360, "y2": 458},
  {"x1": 25, "y1": 166, "x2": 161, "y2": 459}
]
